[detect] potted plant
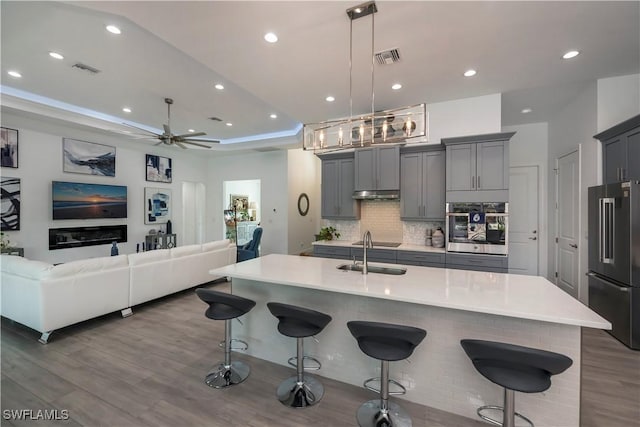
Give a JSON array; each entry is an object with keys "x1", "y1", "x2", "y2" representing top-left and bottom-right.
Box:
[
  {"x1": 0, "y1": 232, "x2": 11, "y2": 250},
  {"x1": 316, "y1": 226, "x2": 341, "y2": 241}
]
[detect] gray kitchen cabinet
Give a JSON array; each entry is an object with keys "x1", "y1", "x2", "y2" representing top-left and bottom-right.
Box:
[
  {"x1": 595, "y1": 115, "x2": 640, "y2": 184},
  {"x1": 400, "y1": 146, "x2": 445, "y2": 220},
  {"x1": 445, "y1": 253, "x2": 508, "y2": 273},
  {"x1": 442, "y1": 132, "x2": 515, "y2": 202},
  {"x1": 320, "y1": 154, "x2": 360, "y2": 219},
  {"x1": 351, "y1": 247, "x2": 397, "y2": 263},
  {"x1": 396, "y1": 250, "x2": 445, "y2": 267},
  {"x1": 355, "y1": 146, "x2": 400, "y2": 191},
  {"x1": 313, "y1": 245, "x2": 351, "y2": 260}
]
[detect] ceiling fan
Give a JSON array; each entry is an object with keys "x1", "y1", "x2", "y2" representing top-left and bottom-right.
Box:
[{"x1": 123, "y1": 98, "x2": 219, "y2": 149}]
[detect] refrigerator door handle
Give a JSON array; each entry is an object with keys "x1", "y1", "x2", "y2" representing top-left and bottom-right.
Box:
[
  {"x1": 587, "y1": 272, "x2": 629, "y2": 292},
  {"x1": 602, "y1": 197, "x2": 615, "y2": 264},
  {"x1": 598, "y1": 198, "x2": 604, "y2": 263}
]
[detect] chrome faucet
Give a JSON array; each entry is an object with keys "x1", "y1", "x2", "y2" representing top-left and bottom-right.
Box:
[{"x1": 362, "y1": 230, "x2": 373, "y2": 274}]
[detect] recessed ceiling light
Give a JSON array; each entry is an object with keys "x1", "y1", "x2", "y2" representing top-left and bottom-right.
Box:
[
  {"x1": 188, "y1": 129, "x2": 195, "y2": 133},
  {"x1": 214, "y1": 83, "x2": 224, "y2": 90},
  {"x1": 49, "y1": 52, "x2": 64, "y2": 60},
  {"x1": 463, "y1": 69, "x2": 477, "y2": 77},
  {"x1": 563, "y1": 50, "x2": 580, "y2": 59},
  {"x1": 264, "y1": 32, "x2": 278, "y2": 43},
  {"x1": 326, "y1": 96, "x2": 335, "y2": 102},
  {"x1": 7, "y1": 71, "x2": 21, "y2": 78},
  {"x1": 122, "y1": 107, "x2": 132, "y2": 113},
  {"x1": 391, "y1": 83, "x2": 402, "y2": 90},
  {"x1": 270, "y1": 114, "x2": 278, "y2": 119},
  {"x1": 106, "y1": 25, "x2": 121, "y2": 35},
  {"x1": 521, "y1": 108, "x2": 532, "y2": 114},
  {"x1": 226, "y1": 122, "x2": 233, "y2": 127}
]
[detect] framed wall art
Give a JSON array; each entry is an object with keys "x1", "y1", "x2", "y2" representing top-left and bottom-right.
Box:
[
  {"x1": 230, "y1": 194, "x2": 249, "y2": 212},
  {"x1": 1, "y1": 127, "x2": 18, "y2": 168},
  {"x1": 146, "y1": 154, "x2": 172, "y2": 183},
  {"x1": 63, "y1": 138, "x2": 116, "y2": 177},
  {"x1": 1, "y1": 177, "x2": 20, "y2": 230},
  {"x1": 52, "y1": 181, "x2": 127, "y2": 220},
  {"x1": 145, "y1": 187, "x2": 172, "y2": 224}
]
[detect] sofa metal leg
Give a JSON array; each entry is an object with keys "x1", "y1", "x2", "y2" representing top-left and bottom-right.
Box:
[
  {"x1": 121, "y1": 308, "x2": 133, "y2": 318},
  {"x1": 38, "y1": 331, "x2": 52, "y2": 345}
]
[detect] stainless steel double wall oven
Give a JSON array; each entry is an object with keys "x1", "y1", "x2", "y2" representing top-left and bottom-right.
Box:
[{"x1": 445, "y1": 202, "x2": 508, "y2": 255}]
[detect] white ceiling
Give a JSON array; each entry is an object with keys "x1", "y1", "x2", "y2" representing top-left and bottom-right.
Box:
[{"x1": 1, "y1": 1, "x2": 638, "y2": 151}]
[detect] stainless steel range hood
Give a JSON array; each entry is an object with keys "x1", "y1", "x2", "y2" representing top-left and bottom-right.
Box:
[{"x1": 352, "y1": 190, "x2": 400, "y2": 200}]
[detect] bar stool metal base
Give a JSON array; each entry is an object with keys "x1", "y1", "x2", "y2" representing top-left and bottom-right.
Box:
[
  {"x1": 204, "y1": 360, "x2": 250, "y2": 389},
  {"x1": 356, "y1": 400, "x2": 412, "y2": 427},
  {"x1": 477, "y1": 405, "x2": 534, "y2": 427},
  {"x1": 276, "y1": 375, "x2": 324, "y2": 408}
]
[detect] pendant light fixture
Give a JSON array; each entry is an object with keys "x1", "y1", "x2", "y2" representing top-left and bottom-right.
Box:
[{"x1": 302, "y1": 2, "x2": 427, "y2": 152}]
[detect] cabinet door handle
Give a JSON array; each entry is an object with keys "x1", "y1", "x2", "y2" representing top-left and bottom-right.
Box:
[
  {"x1": 477, "y1": 175, "x2": 481, "y2": 189},
  {"x1": 472, "y1": 176, "x2": 475, "y2": 189},
  {"x1": 622, "y1": 168, "x2": 626, "y2": 181}
]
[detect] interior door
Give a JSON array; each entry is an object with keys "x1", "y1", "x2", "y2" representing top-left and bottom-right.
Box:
[
  {"x1": 508, "y1": 166, "x2": 539, "y2": 275},
  {"x1": 557, "y1": 150, "x2": 580, "y2": 298}
]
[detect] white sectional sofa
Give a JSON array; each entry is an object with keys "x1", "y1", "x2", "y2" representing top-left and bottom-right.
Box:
[{"x1": 0, "y1": 240, "x2": 236, "y2": 343}]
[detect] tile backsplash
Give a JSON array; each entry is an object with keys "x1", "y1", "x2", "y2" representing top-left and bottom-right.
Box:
[{"x1": 324, "y1": 200, "x2": 444, "y2": 245}]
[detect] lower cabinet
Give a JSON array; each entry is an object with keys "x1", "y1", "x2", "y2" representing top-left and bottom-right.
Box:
[
  {"x1": 313, "y1": 245, "x2": 351, "y2": 260},
  {"x1": 445, "y1": 253, "x2": 508, "y2": 273},
  {"x1": 351, "y1": 248, "x2": 397, "y2": 263},
  {"x1": 396, "y1": 250, "x2": 445, "y2": 267}
]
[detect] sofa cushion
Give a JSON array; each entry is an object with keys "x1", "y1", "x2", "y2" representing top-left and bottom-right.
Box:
[
  {"x1": 1, "y1": 255, "x2": 53, "y2": 280},
  {"x1": 170, "y1": 244, "x2": 202, "y2": 258},
  {"x1": 128, "y1": 249, "x2": 171, "y2": 266},
  {"x1": 47, "y1": 255, "x2": 129, "y2": 279},
  {"x1": 202, "y1": 240, "x2": 232, "y2": 252}
]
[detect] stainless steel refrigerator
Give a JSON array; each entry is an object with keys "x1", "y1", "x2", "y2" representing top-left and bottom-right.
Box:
[{"x1": 588, "y1": 181, "x2": 640, "y2": 350}]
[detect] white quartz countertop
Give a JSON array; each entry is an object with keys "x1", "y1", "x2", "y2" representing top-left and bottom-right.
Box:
[
  {"x1": 312, "y1": 240, "x2": 446, "y2": 253},
  {"x1": 211, "y1": 254, "x2": 610, "y2": 329}
]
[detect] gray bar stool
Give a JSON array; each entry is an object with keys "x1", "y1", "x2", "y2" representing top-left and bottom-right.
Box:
[
  {"x1": 348, "y1": 320, "x2": 427, "y2": 427},
  {"x1": 195, "y1": 288, "x2": 256, "y2": 389},
  {"x1": 460, "y1": 339, "x2": 573, "y2": 427},
  {"x1": 267, "y1": 302, "x2": 332, "y2": 408}
]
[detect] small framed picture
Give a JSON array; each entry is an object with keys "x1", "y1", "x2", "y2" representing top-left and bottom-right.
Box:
[
  {"x1": 1, "y1": 127, "x2": 19, "y2": 168},
  {"x1": 145, "y1": 187, "x2": 172, "y2": 224},
  {"x1": 146, "y1": 154, "x2": 172, "y2": 183},
  {"x1": 63, "y1": 138, "x2": 116, "y2": 176}
]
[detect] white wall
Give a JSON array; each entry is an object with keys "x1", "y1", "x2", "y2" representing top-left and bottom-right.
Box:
[
  {"x1": 597, "y1": 73, "x2": 640, "y2": 132},
  {"x1": 1, "y1": 112, "x2": 209, "y2": 263},
  {"x1": 287, "y1": 148, "x2": 321, "y2": 254},
  {"x1": 426, "y1": 93, "x2": 502, "y2": 143},
  {"x1": 504, "y1": 122, "x2": 549, "y2": 277},
  {"x1": 547, "y1": 83, "x2": 598, "y2": 303},
  {"x1": 207, "y1": 149, "x2": 290, "y2": 256}
]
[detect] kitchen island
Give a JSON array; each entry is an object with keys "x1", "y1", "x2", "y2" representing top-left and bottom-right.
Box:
[{"x1": 210, "y1": 254, "x2": 610, "y2": 426}]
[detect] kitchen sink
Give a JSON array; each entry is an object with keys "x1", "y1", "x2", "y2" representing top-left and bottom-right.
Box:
[{"x1": 336, "y1": 263, "x2": 407, "y2": 275}]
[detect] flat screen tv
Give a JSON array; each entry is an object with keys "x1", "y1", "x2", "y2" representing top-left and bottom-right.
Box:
[{"x1": 52, "y1": 181, "x2": 127, "y2": 220}]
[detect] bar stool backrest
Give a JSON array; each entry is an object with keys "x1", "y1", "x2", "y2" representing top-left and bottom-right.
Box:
[
  {"x1": 195, "y1": 288, "x2": 256, "y2": 320},
  {"x1": 348, "y1": 320, "x2": 427, "y2": 361}
]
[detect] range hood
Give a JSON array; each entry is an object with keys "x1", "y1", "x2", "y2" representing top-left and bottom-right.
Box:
[{"x1": 352, "y1": 190, "x2": 400, "y2": 200}]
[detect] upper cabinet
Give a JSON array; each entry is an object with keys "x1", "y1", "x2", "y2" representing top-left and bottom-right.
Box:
[
  {"x1": 594, "y1": 115, "x2": 640, "y2": 184},
  {"x1": 354, "y1": 146, "x2": 400, "y2": 191},
  {"x1": 442, "y1": 132, "x2": 515, "y2": 202},
  {"x1": 400, "y1": 146, "x2": 445, "y2": 221},
  {"x1": 320, "y1": 153, "x2": 360, "y2": 220}
]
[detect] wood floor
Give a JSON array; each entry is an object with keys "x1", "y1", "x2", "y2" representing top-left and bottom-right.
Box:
[{"x1": 1, "y1": 280, "x2": 639, "y2": 427}]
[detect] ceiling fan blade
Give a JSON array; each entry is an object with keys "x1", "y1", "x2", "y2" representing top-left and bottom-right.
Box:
[
  {"x1": 175, "y1": 141, "x2": 188, "y2": 149},
  {"x1": 174, "y1": 132, "x2": 206, "y2": 139},
  {"x1": 183, "y1": 138, "x2": 220, "y2": 144},
  {"x1": 154, "y1": 141, "x2": 164, "y2": 146},
  {"x1": 181, "y1": 140, "x2": 213, "y2": 149},
  {"x1": 121, "y1": 122, "x2": 160, "y2": 136},
  {"x1": 163, "y1": 124, "x2": 171, "y2": 135}
]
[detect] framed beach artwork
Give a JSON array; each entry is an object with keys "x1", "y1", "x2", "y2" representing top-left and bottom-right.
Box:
[
  {"x1": 52, "y1": 181, "x2": 127, "y2": 220},
  {"x1": 1, "y1": 127, "x2": 18, "y2": 168},
  {"x1": 145, "y1": 187, "x2": 172, "y2": 224},
  {"x1": 63, "y1": 138, "x2": 116, "y2": 177},
  {"x1": 1, "y1": 177, "x2": 20, "y2": 230},
  {"x1": 146, "y1": 154, "x2": 172, "y2": 183}
]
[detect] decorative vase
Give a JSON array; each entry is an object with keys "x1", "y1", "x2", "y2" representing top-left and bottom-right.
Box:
[
  {"x1": 432, "y1": 228, "x2": 445, "y2": 248},
  {"x1": 111, "y1": 242, "x2": 119, "y2": 256}
]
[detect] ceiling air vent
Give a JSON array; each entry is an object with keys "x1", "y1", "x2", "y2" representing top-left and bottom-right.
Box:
[
  {"x1": 208, "y1": 117, "x2": 223, "y2": 122},
  {"x1": 71, "y1": 62, "x2": 101, "y2": 74},
  {"x1": 374, "y1": 48, "x2": 401, "y2": 65}
]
